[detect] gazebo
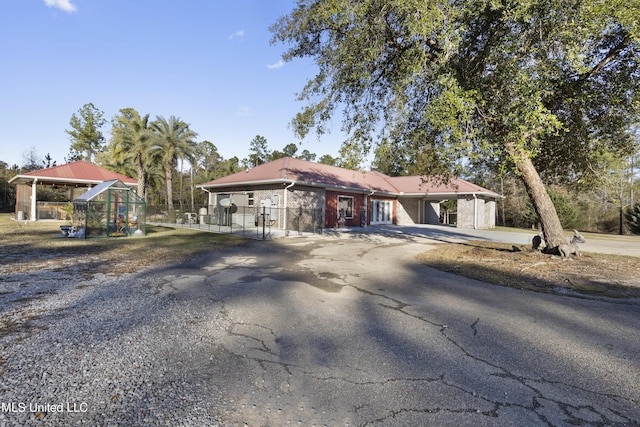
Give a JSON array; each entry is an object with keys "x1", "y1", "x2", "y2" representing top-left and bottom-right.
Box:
[
  {"x1": 9, "y1": 161, "x2": 137, "y2": 221},
  {"x1": 71, "y1": 179, "x2": 146, "y2": 238}
]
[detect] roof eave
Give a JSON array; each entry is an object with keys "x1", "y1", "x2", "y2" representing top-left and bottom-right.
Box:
[
  {"x1": 198, "y1": 178, "x2": 397, "y2": 195},
  {"x1": 398, "y1": 191, "x2": 503, "y2": 199},
  {"x1": 9, "y1": 175, "x2": 137, "y2": 186},
  {"x1": 197, "y1": 178, "x2": 501, "y2": 199},
  {"x1": 197, "y1": 178, "x2": 296, "y2": 189}
]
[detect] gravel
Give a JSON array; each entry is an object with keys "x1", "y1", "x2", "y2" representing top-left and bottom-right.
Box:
[{"x1": 0, "y1": 259, "x2": 229, "y2": 426}]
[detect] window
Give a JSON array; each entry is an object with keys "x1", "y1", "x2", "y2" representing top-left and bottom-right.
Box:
[
  {"x1": 338, "y1": 196, "x2": 354, "y2": 219},
  {"x1": 247, "y1": 192, "x2": 254, "y2": 206}
]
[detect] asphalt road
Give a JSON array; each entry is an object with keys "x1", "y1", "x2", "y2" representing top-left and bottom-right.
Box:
[{"x1": 160, "y1": 231, "x2": 640, "y2": 426}]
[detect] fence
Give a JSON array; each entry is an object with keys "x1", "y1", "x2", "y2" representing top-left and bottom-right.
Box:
[
  {"x1": 14, "y1": 201, "x2": 71, "y2": 221},
  {"x1": 147, "y1": 205, "x2": 323, "y2": 240}
]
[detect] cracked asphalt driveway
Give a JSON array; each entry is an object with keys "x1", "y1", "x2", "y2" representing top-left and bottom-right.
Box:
[{"x1": 158, "y1": 232, "x2": 640, "y2": 426}]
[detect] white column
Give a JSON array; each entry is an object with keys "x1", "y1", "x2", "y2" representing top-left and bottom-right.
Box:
[{"x1": 30, "y1": 178, "x2": 38, "y2": 221}]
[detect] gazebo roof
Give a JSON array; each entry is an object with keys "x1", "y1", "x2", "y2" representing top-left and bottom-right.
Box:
[{"x1": 9, "y1": 161, "x2": 137, "y2": 187}]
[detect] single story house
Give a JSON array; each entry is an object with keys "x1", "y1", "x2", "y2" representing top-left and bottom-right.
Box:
[
  {"x1": 9, "y1": 161, "x2": 137, "y2": 221},
  {"x1": 196, "y1": 157, "x2": 501, "y2": 230}
]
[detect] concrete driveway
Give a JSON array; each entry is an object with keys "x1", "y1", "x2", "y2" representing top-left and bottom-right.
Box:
[
  {"x1": 352, "y1": 224, "x2": 640, "y2": 257},
  {"x1": 159, "y1": 231, "x2": 640, "y2": 426}
]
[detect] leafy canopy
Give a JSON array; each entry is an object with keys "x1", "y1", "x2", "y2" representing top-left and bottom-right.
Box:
[{"x1": 271, "y1": 0, "x2": 640, "y2": 179}]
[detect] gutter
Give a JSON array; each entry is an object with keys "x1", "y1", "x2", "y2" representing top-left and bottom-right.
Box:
[
  {"x1": 364, "y1": 190, "x2": 375, "y2": 226},
  {"x1": 398, "y1": 191, "x2": 503, "y2": 200},
  {"x1": 473, "y1": 193, "x2": 478, "y2": 229},
  {"x1": 197, "y1": 178, "x2": 291, "y2": 189},
  {"x1": 283, "y1": 181, "x2": 295, "y2": 235}
]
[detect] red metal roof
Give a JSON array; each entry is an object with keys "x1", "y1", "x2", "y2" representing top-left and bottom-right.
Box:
[
  {"x1": 9, "y1": 161, "x2": 137, "y2": 186},
  {"x1": 199, "y1": 157, "x2": 500, "y2": 198},
  {"x1": 201, "y1": 157, "x2": 397, "y2": 193}
]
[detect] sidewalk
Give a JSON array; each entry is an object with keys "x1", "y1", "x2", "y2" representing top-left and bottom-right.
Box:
[{"x1": 148, "y1": 221, "x2": 295, "y2": 240}]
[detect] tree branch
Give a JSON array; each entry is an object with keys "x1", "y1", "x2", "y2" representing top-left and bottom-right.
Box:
[{"x1": 576, "y1": 33, "x2": 631, "y2": 83}]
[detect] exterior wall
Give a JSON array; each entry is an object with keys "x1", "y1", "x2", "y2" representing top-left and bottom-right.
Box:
[
  {"x1": 396, "y1": 198, "x2": 418, "y2": 225},
  {"x1": 425, "y1": 201, "x2": 441, "y2": 225},
  {"x1": 15, "y1": 184, "x2": 31, "y2": 219},
  {"x1": 326, "y1": 190, "x2": 367, "y2": 228},
  {"x1": 207, "y1": 185, "x2": 283, "y2": 228},
  {"x1": 206, "y1": 184, "x2": 326, "y2": 230},
  {"x1": 396, "y1": 198, "x2": 441, "y2": 225},
  {"x1": 484, "y1": 199, "x2": 496, "y2": 228},
  {"x1": 285, "y1": 185, "x2": 326, "y2": 232},
  {"x1": 476, "y1": 198, "x2": 486, "y2": 228},
  {"x1": 457, "y1": 196, "x2": 497, "y2": 229},
  {"x1": 286, "y1": 185, "x2": 325, "y2": 209},
  {"x1": 205, "y1": 185, "x2": 497, "y2": 230},
  {"x1": 457, "y1": 197, "x2": 476, "y2": 229}
]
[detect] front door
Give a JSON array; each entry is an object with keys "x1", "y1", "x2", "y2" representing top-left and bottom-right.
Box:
[{"x1": 370, "y1": 199, "x2": 392, "y2": 225}]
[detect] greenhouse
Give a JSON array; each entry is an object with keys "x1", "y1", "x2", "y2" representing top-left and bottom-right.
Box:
[{"x1": 71, "y1": 179, "x2": 146, "y2": 238}]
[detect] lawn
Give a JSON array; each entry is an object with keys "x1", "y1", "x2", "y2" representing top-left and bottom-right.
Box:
[
  {"x1": 3, "y1": 213, "x2": 639, "y2": 299},
  {"x1": 0, "y1": 214, "x2": 246, "y2": 275},
  {"x1": 417, "y1": 240, "x2": 640, "y2": 298}
]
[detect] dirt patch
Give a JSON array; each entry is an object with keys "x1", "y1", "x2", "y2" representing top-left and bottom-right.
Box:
[{"x1": 417, "y1": 241, "x2": 640, "y2": 298}]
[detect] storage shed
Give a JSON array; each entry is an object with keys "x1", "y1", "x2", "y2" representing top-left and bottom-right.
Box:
[{"x1": 72, "y1": 179, "x2": 146, "y2": 238}]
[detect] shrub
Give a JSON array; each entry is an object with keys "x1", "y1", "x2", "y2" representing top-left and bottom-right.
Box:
[
  {"x1": 524, "y1": 188, "x2": 579, "y2": 229},
  {"x1": 624, "y1": 203, "x2": 640, "y2": 234}
]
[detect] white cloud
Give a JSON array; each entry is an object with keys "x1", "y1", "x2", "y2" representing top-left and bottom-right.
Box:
[
  {"x1": 44, "y1": 0, "x2": 77, "y2": 13},
  {"x1": 228, "y1": 30, "x2": 245, "y2": 40},
  {"x1": 266, "y1": 60, "x2": 285, "y2": 70}
]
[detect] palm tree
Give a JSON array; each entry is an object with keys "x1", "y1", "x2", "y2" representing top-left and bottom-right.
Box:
[
  {"x1": 150, "y1": 116, "x2": 198, "y2": 216},
  {"x1": 110, "y1": 108, "x2": 153, "y2": 201}
]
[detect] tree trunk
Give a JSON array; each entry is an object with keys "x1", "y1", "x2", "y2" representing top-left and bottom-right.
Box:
[
  {"x1": 165, "y1": 162, "x2": 174, "y2": 218},
  {"x1": 190, "y1": 167, "x2": 195, "y2": 212},
  {"x1": 179, "y1": 157, "x2": 184, "y2": 211},
  {"x1": 136, "y1": 155, "x2": 146, "y2": 202},
  {"x1": 506, "y1": 143, "x2": 567, "y2": 251}
]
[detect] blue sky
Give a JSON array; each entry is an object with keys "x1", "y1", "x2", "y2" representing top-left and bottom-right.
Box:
[{"x1": 0, "y1": 0, "x2": 345, "y2": 167}]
